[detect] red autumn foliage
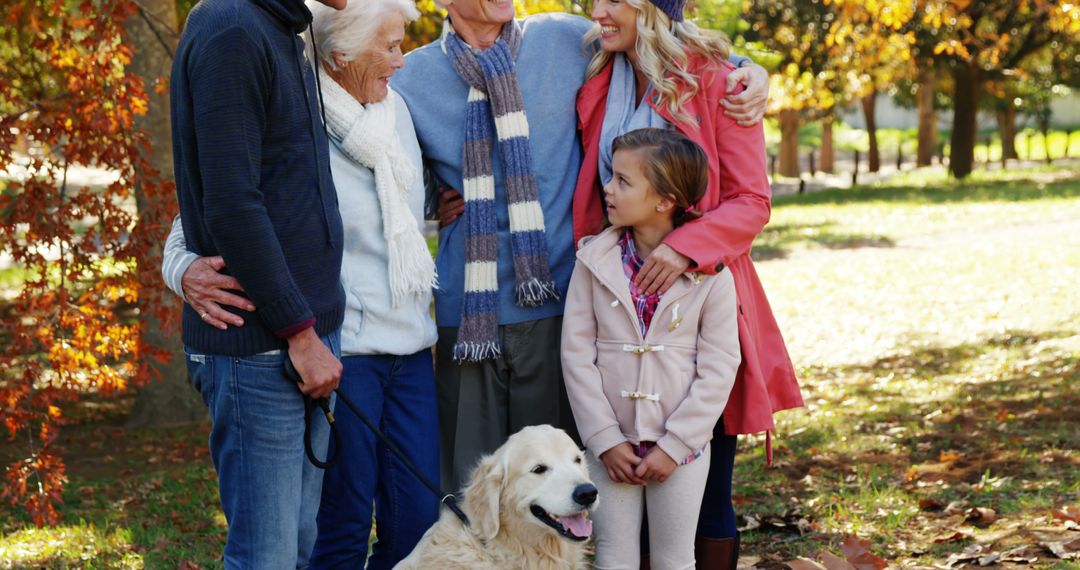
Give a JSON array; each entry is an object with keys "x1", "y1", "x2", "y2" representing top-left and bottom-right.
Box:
[{"x1": 0, "y1": 0, "x2": 176, "y2": 525}]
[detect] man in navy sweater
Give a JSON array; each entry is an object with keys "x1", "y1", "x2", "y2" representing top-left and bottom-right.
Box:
[{"x1": 170, "y1": 0, "x2": 347, "y2": 565}]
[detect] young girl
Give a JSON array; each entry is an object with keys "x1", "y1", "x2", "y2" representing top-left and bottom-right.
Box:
[
  {"x1": 573, "y1": 0, "x2": 803, "y2": 565},
  {"x1": 562, "y1": 128, "x2": 741, "y2": 569}
]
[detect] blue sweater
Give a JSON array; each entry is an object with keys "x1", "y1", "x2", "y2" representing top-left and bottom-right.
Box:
[
  {"x1": 171, "y1": 0, "x2": 344, "y2": 355},
  {"x1": 393, "y1": 14, "x2": 593, "y2": 327}
]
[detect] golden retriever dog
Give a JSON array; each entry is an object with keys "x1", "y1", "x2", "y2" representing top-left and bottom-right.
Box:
[{"x1": 395, "y1": 425, "x2": 597, "y2": 570}]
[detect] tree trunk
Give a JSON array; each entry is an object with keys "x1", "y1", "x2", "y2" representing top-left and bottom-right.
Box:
[
  {"x1": 779, "y1": 108, "x2": 800, "y2": 177},
  {"x1": 861, "y1": 91, "x2": 880, "y2": 173},
  {"x1": 916, "y1": 67, "x2": 937, "y2": 167},
  {"x1": 1040, "y1": 115, "x2": 1052, "y2": 165},
  {"x1": 949, "y1": 62, "x2": 980, "y2": 179},
  {"x1": 125, "y1": 0, "x2": 206, "y2": 427},
  {"x1": 820, "y1": 116, "x2": 835, "y2": 173},
  {"x1": 996, "y1": 100, "x2": 1018, "y2": 161}
]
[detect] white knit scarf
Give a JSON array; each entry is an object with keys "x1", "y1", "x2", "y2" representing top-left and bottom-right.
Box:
[{"x1": 318, "y1": 67, "x2": 437, "y2": 307}]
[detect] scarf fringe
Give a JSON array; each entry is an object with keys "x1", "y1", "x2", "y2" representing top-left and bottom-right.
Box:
[
  {"x1": 387, "y1": 235, "x2": 439, "y2": 308},
  {"x1": 515, "y1": 279, "x2": 560, "y2": 308},
  {"x1": 453, "y1": 340, "x2": 502, "y2": 363}
]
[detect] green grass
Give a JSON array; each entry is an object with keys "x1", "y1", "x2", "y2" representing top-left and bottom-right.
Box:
[
  {"x1": 0, "y1": 397, "x2": 225, "y2": 569},
  {"x1": 735, "y1": 164, "x2": 1080, "y2": 565}
]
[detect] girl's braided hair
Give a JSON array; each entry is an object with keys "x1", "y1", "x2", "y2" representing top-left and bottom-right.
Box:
[{"x1": 612, "y1": 128, "x2": 708, "y2": 227}]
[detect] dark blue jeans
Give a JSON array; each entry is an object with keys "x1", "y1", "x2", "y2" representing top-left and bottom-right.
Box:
[
  {"x1": 697, "y1": 431, "x2": 739, "y2": 539},
  {"x1": 186, "y1": 331, "x2": 339, "y2": 569},
  {"x1": 309, "y1": 350, "x2": 440, "y2": 570}
]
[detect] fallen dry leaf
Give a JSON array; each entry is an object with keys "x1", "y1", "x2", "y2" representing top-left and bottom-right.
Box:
[
  {"x1": 964, "y1": 507, "x2": 997, "y2": 526},
  {"x1": 939, "y1": 450, "x2": 962, "y2": 462},
  {"x1": 943, "y1": 501, "x2": 968, "y2": 516},
  {"x1": 788, "y1": 557, "x2": 827, "y2": 570},
  {"x1": 999, "y1": 545, "x2": 1040, "y2": 564},
  {"x1": 933, "y1": 531, "x2": 972, "y2": 544},
  {"x1": 178, "y1": 562, "x2": 204, "y2": 570},
  {"x1": 818, "y1": 551, "x2": 856, "y2": 570},
  {"x1": 738, "y1": 513, "x2": 762, "y2": 532},
  {"x1": 944, "y1": 544, "x2": 991, "y2": 568},
  {"x1": 919, "y1": 497, "x2": 944, "y2": 511},
  {"x1": 1051, "y1": 505, "x2": 1080, "y2": 523},
  {"x1": 840, "y1": 536, "x2": 888, "y2": 570},
  {"x1": 1045, "y1": 536, "x2": 1080, "y2": 560}
]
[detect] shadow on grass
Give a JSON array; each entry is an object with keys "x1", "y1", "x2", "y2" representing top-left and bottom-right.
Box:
[
  {"x1": 772, "y1": 171, "x2": 1080, "y2": 209},
  {"x1": 735, "y1": 329, "x2": 1080, "y2": 562},
  {"x1": 752, "y1": 221, "x2": 895, "y2": 261}
]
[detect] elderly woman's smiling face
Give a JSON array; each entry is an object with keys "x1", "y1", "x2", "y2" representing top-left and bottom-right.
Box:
[{"x1": 331, "y1": 10, "x2": 406, "y2": 104}]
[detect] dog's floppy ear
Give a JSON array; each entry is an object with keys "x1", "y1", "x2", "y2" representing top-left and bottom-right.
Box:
[{"x1": 463, "y1": 452, "x2": 506, "y2": 541}]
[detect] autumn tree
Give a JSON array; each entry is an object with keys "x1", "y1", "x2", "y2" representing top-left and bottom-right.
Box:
[
  {"x1": 0, "y1": 0, "x2": 174, "y2": 524},
  {"x1": 123, "y1": 0, "x2": 209, "y2": 428},
  {"x1": 744, "y1": 0, "x2": 848, "y2": 177},
  {"x1": 926, "y1": 1, "x2": 1079, "y2": 178},
  {"x1": 822, "y1": 0, "x2": 918, "y2": 173}
]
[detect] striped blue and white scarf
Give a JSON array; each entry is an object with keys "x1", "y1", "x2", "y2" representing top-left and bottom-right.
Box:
[{"x1": 445, "y1": 22, "x2": 558, "y2": 362}]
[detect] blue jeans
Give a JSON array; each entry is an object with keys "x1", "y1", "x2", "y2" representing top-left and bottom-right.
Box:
[
  {"x1": 309, "y1": 350, "x2": 440, "y2": 570},
  {"x1": 187, "y1": 330, "x2": 340, "y2": 570}
]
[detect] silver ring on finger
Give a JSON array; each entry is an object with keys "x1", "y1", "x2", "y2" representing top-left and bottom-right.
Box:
[{"x1": 200, "y1": 311, "x2": 209, "y2": 320}]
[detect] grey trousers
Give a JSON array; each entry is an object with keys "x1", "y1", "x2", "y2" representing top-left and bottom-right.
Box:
[
  {"x1": 590, "y1": 446, "x2": 711, "y2": 570},
  {"x1": 436, "y1": 316, "x2": 579, "y2": 493}
]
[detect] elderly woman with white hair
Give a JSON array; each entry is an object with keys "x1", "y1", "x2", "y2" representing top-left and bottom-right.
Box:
[{"x1": 161, "y1": 0, "x2": 440, "y2": 566}]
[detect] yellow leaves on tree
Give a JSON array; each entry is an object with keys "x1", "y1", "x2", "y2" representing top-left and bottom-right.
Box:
[{"x1": 1, "y1": 0, "x2": 167, "y2": 526}]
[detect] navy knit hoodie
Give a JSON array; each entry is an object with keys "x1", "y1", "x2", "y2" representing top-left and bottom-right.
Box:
[{"x1": 171, "y1": 0, "x2": 345, "y2": 356}]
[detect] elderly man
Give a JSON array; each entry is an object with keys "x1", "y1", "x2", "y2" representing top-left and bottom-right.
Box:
[
  {"x1": 390, "y1": 2, "x2": 770, "y2": 494},
  {"x1": 168, "y1": 0, "x2": 346, "y2": 565}
]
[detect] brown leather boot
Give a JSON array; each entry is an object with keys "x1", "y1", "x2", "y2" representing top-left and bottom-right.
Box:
[{"x1": 695, "y1": 536, "x2": 740, "y2": 570}]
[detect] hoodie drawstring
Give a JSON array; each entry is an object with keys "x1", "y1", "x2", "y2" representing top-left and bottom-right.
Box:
[{"x1": 300, "y1": 23, "x2": 336, "y2": 247}]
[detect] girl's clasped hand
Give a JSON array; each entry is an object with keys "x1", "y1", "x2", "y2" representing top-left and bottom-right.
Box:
[{"x1": 599, "y1": 442, "x2": 678, "y2": 485}]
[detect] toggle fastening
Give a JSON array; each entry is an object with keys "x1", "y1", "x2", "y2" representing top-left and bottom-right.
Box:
[
  {"x1": 623, "y1": 344, "x2": 665, "y2": 355},
  {"x1": 620, "y1": 390, "x2": 660, "y2": 401}
]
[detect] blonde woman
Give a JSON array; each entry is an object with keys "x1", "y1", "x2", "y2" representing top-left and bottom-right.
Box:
[{"x1": 571, "y1": 0, "x2": 804, "y2": 567}]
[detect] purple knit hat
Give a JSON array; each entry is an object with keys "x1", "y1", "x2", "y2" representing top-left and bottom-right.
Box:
[{"x1": 648, "y1": 0, "x2": 685, "y2": 21}]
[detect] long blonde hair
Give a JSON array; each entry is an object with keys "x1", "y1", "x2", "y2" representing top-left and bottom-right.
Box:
[{"x1": 583, "y1": 0, "x2": 730, "y2": 124}]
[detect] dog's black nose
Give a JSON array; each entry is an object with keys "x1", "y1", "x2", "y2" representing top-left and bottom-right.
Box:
[{"x1": 573, "y1": 483, "x2": 598, "y2": 507}]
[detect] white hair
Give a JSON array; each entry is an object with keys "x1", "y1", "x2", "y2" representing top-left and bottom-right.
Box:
[{"x1": 305, "y1": 0, "x2": 420, "y2": 70}]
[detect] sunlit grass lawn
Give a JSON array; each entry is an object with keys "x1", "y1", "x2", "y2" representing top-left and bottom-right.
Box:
[
  {"x1": 2, "y1": 165, "x2": 1079, "y2": 568},
  {"x1": 738, "y1": 164, "x2": 1080, "y2": 566},
  {"x1": 0, "y1": 399, "x2": 224, "y2": 569}
]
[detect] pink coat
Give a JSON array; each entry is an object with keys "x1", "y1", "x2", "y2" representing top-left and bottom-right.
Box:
[
  {"x1": 573, "y1": 57, "x2": 804, "y2": 438},
  {"x1": 561, "y1": 226, "x2": 742, "y2": 462}
]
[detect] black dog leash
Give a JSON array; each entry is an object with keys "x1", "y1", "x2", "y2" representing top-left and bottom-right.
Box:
[{"x1": 284, "y1": 358, "x2": 470, "y2": 527}]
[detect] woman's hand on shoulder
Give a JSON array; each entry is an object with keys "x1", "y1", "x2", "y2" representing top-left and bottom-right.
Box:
[
  {"x1": 720, "y1": 63, "x2": 769, "y2": 127},
  {"x1": 635, "y1": 244, "x2": 691, "y2": 295}
]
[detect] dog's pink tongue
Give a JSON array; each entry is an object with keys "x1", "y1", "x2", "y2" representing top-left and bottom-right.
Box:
[{"x1": 556, "y1": 513, "x2": 593, "y2": 538}]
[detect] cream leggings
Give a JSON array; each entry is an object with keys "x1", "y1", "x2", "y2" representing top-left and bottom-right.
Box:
[{"x1": 589, "y1": 444, "x2": 711, "y2": 570}]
